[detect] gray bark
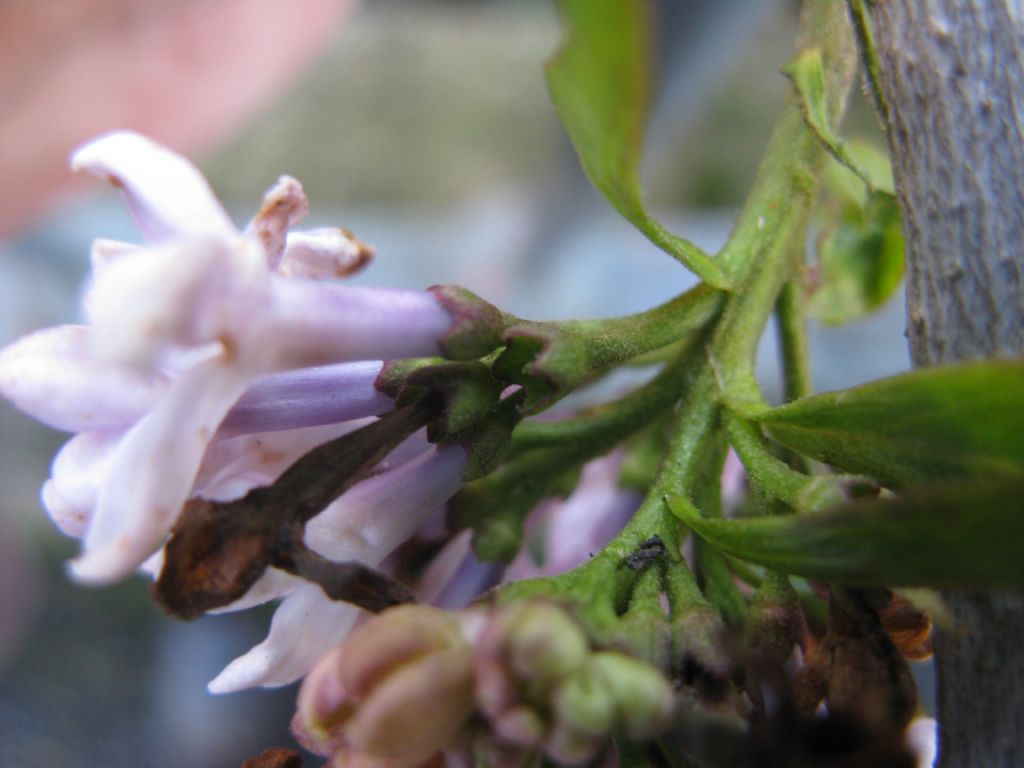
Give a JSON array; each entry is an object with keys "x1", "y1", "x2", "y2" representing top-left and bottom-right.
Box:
[{"x1": 861, "y1": 1, "x2": 1024, "y2": 766}]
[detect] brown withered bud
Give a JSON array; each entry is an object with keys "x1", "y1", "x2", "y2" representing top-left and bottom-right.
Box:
[
  {"x1": 153, "y1": 497, "x2": 276, "y2": 620},
  {"x1": 796, "y1": 589, "x2": 917, "y2": 733},
  {"x1": 240, "y1": 747, "x2": 303, "y2": 768},
  {"x1": 877, "y1": 593, "x2": 933, "y2": 661}
]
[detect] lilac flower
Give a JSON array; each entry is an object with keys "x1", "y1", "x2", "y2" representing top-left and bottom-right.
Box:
[
  {"x1": 0, "y1": 131, "x2": 458, "y2": 585},
  {"x1": 208, "y1": 444, "x2": 468, "y2": 693},
  {"x1": 506, "y1": 451, "x2": 638, "y2": 580}
]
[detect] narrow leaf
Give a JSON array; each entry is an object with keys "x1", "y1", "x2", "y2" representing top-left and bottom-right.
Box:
[
  {"x1": 545, "y1": 0, "x2": 729, "y2": 289},
  {"x1": 667, "y1": 482, "x2": 1024, "y2": 589},
  {"x1": 754, "y1": 361, "x2": 1024, "y2": 486},
  {"x1": 786, "y1": 48, "x2": 894, "y2": 196}
]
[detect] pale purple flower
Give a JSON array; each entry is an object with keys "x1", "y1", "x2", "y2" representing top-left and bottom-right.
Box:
[
  {"x1": 0, "y1": 130, "x2": 457, "y2": 585},
  {"x1": 506, "y1": 451, "x2": 638, "y2": 580},
  {"x1": 208, "y1": 444, "x2": 468, "y2": 693}
]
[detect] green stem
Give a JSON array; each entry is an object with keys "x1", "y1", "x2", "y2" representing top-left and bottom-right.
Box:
[
  {"x1": 776, "y1": 279, "x2": 813, "y2": 402},
  {"x1": 711, "y1": 1, "x2": 857, "y2": 409},
  {"x1": 845, "y1": 0, "x2": 890, "y2": 127},
  {"x1": 509, "y1": 332, "x2": 706, "y2": 453},
  {"x1": 723, "y1": 410, "x2": 809, "y2": 508},
  {"x1": 563, "y1": 283, "x2": 723, "y2": 369}
]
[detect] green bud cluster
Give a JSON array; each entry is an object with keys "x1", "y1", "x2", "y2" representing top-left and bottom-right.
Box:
[{"x1": 474, "y1": 600, "x2": 675, "y2": 765}]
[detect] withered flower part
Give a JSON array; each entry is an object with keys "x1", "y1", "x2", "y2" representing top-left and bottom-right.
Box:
[
  {"x1": 154, "y1": 396, "x2": 442, "y2": 619},
  {"x1": 240, "y1": 747, "x2": 303, "y2": 768},
  {"x1": 795, "y1": 588, "x2": 918, "y2": 733}
]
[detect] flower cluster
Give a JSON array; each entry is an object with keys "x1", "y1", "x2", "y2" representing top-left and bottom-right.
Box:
[
  {"x1": 0, "y1": 131, "x2": 487, "y2": 689},
  {"x1": 293, "y1": 601, "x2": 675, "y2": 768}
]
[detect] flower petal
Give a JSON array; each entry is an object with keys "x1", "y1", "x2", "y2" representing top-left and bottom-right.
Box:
[
  {"x1": 542, "y1": 452, "x2": 637, "y2": 575},
  {"x1": 207, "y1": 447, "x2": 467, "y2": 692},
  {"x1": 261, "y1": 280, "x2": 452, "y2": 368},
  {"x1": 0, "y1": 325, "x2": 166, "y2": 432},
  {"x1": 87, "y1": 236, "x2": 265, "y2": 366},
  {"x1": 216, "y1": 362, "x2": 392, "y2": 438},
  {"x1": 71, "y1": 131, "x2": 236, "y2": 244},
  {"x1": 305, "y1": 446, "x2": 467, "y2": 564},
  {"x1": 197, "y1": 419, "x2": 376, "y2": 497},
  {"x1": 89, "y1": 238, "x2": 147, "y2": 277},
  {"x1": 70, "y1": 357, "x2": 251, "y2": 584},
  {"x1": 40, "y1": 431, "x2": 122, "y2": 538},
  {"x1": 416, "y1": 530, "x2": 503, "y2": 609},
  {"x1": 207, "y1": 583, "x2": 361, "y2": 692},
  {"x1": 278, "y1": 228, "x2": 374, "y2": 280},
  {"x1": 208, "y1": 567, "x2": 300, "y2": 615},
  {"x1": 245, "y1": 176, "x2": 309, "y2": 269}
]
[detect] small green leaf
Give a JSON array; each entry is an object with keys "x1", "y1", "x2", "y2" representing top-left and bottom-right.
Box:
[
  {"x1": 545, "y1": 0, "x2": 729, "y2": 289},
  {"x1": 809, "y1": 185, "x2": 905, "y2": 325},
  {"x1": 667, "y1": 482, "x2": 1024, "y2": 589},
  {"x1": 754, "y1": 361, "x2": 1024, "y2": 486},
  {"x1": 786, "y1": 49, "x2": 894, "y2": 196}
]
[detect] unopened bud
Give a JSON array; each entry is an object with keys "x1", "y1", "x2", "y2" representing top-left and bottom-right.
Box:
[
  {"x1": 492, "y1": 706, "x2": 545, "y2": 748},
  {"x1": 552, "y1": 669, "x2": 616, "y2": 737},
  {"x1": 500, "y1": 601, "x2": 590, "y2": 683},
  {"x1": 545, "y1": 721, "x2": 606, "y2": 766},
  {"x1": 672, "y1": 605, "x2": 733, "y2": 685},
  {"x1": 295, "y1": 605, "x2": 476, "y2": 766},
  {"x1": 587, "y1": 652, "x2": 675, "y2": 738},
  {"x1": 748, "y1": 575, "x2": 807, "y2": 665},
  {"x1": 339, "y1": 604, "x2": 465, "y2": 699},
  {"x1": 345, "y1": 648, "x2": 475, "y2": 760},
  {"x1": 294, "y1": 645, "x2": 354, "y2": 754}
]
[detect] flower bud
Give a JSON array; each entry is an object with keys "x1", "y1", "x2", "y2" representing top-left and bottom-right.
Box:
[
  {"x1": 748, "y1": 575, "x2": 807, "y2": 666},
  {"x1": 491, "y1": 706, "x2": 546, "y2": 748},
  {"x1": 346, "y1": 647, "x2": 475, "y2": 760},
  {"x1": 294, "y1": 605, "x2": 476, "y2": 766},
  {"x1": 294, "y1": 645, "x2": 354, "y2": 753},
  {"x1": 586, "y1": 652, "x2": 675, "y2": 738},
  {"x1": 552, "y1": 669, "x2": 616, "y2": 738},
  {"x1": 544, "y1": 721, "x2": 606, "y2": 766},
  {"x1": 339, "y1": 604, "x2": 466, "y2": 699},
  {"x1": 493, "y1": 600, "x2": 590, "y2": 685}
]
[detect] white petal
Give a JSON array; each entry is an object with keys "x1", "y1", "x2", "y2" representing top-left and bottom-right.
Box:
[
  {"x1": 0, "y1": 325, "x2": 165, "y2": 432},
  {"x1": 207, "y1": 567, "x2": 300, "y2": 615},
  {"x1": 305, "y1": 446, "x2": 467, "y2": 564},
  {"x1": 89, "y1": 238, "x2": 147, "y2": 277},
  {"x1": 41, "y1": 432, "x2": 123, "y2": 538},
  {"x1": 196, "y1": 419, "x2": 375, "y2": 497},
  {"x1": 245, "y1": 176, "x2": 309, "y2": 269},
  {"x1": 207, "y1": 583, "x2": 360, "y2": 692},
  {"x1": 87, "y1": 236, "x2": 266, "y2": 367},
  {"x1": 907, "y1": 717, "x2": 937, "y2": 768},
  {"x1": 70, "y1": 357, "x2": 251, "y2": 584},
  {"x1": 71, "y1": 131, "x2": 236, "y2": 244},
  {"x1": 277, "y1": 228, "x2": 373, "y2": 280}
]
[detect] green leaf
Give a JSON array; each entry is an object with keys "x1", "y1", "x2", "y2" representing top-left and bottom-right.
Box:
[
  {"x1": 808, "y1": 184, "x2": 905, "y2": 325},
  {"x1": 786, "y1": 49, "x2": 894, "y2": 196},
  {"x1": 545, "y1": 0, "x2": 730, "y2": 289},
  {"x1": 754, "y1": 361, "x2": 1024, "y2": 486},
  {"x1": 667, "y1": 482, "x2": 1024, "y2": 589}
]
